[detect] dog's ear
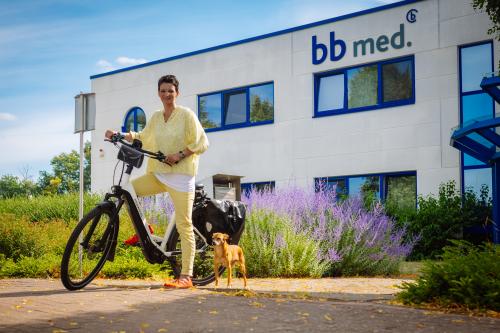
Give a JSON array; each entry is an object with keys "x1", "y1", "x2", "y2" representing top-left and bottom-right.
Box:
[{"x1": 223, "y1": 234, "x2": 230, "y2": 241}]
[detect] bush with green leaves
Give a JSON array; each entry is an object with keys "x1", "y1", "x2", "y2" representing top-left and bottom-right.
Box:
[
  {"x1": 240, "y1": 210, "x2": 328, "y2": 278},
  {"x1": 387, "y1": 180, "x2": 492, "y2": 260},
  {"x1": 397, "y1": 240, "x2": 500, "y2": 311}
]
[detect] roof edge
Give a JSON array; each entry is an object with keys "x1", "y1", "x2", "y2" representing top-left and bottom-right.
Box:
[{"x1": 90, "y1": 0, "x2": 423, "y2": 80}]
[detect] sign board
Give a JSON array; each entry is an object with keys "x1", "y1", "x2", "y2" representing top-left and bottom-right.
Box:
[{"x1": 74, "y1": 93, "x2": 96, "y2": 133}]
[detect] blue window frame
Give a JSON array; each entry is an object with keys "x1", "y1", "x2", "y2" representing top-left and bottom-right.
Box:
[
  {"x1": 314, "y1": 55, "x2": 415, "y2": 117},
  {"x1": 459, "y1": 41, "x2": 494, "y2": 200},
  {"x1": 198, "y1": 82, "x2": 274, "y2": 132},
  {"x1": 315, "y1": 171, "x2": 417, "y2": 208},
  {"x1": 241, "y1": 181, "x2": 275, "y2": 197},
  {"x1": 122, "y1": 107, "x2": 146, "y2": 132}
]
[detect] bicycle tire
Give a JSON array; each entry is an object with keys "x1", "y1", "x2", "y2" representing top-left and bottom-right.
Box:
[
  {"x1": 167, "y1": 228, "x2": 224, "y2": 286},
  {"x1": 61, "y1": 205, "x2": 118, "y2": 290}
]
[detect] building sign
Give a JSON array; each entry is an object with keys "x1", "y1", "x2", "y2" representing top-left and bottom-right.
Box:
[{"x1": 311, "y1": 10, "x2": 418, "y2": 65}]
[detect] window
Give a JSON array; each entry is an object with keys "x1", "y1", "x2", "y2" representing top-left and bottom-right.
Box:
[
  {"x1": 385, "y1": 174, "x2": 417, "y2": 209},
  {"x1": 314, "y1": 56, "x2": 414, "y2": 117},
  {"x1": 122, "y1": 107, "x2": 146, "y2": 132},
  {"x1": 198, "y1": 94, "x2": 221, "y2": 129},
  {"x1": 317, "y1": 74, "x2": 344, "y2": 112},
  {"x1": 459, "y1": 42, "x2": 494, "y2": 200},
  {"x1": 315, "y1": 171, "x2": 416, "y2": 208},
  {"x1": 198, "y1": 82, "x2": 274, "y2": 131},
  {"x1": 241, "y1": 181, "x2": 275, "y2": 197},
  {"x1": 347, "y1": 65, "x2": 378, "y2": 108},
  {"x1": 349, "y1": 176, "x2": 380, "y2": 199}
]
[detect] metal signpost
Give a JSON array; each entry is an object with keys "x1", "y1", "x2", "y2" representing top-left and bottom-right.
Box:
[{"x1": 74, "y1": 93, "x2": 96, "y2": 275}]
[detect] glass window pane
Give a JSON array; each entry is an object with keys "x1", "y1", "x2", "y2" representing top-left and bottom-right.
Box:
[
  {"x1": 464, "y1": 168, "x2": 492, "y2": 201},
  {"x1": 327, "y1": 179, "x2": 347, "y2": 197},
  {"x1": 241, "y1": 181, "x2": 275, "y2": 197},
  {"x1": 250, "y1": 84, "x2": 274, "y2": 122},
  {"x1": 224, "y1": 90, "x2": 247, "y2": 125},
  {"x1": 199, "y1": 94, "x2": 221, "y2": 129},
  {"x1": 136, "y1": 109, "x2": 146, "y2": 131},
  {"x1": 124, "y1": 112, "x2": 134, "y2": 132},
  {"x1": 464, "y1": 152, "x2": 487, "y2": 167},
  {"x1": 462, "y1": 93, "x2": 494, "y2": 125},
  {"x1": 253, "y1": 182, "x2": 275, "y2": 193},
  {"x1": 348, "y1": 176, "x2": 380, "y2": 199},
  {"x1": 318, "y1": 74, "x2": 344, "y2": 111},
  {"x1": 347, "y1": 65, "x2": 378, "y2": 109},
  {"x1": 385, "y1": 174, "x2": 416, "y2": 209},
  {"x1": 461, "y1": 43, "x2": 492, "y2": 92},
  {"x1": 462, "y1": 93, "x2": 494, "y2": 167},
  {"x1": 382, "y1": 60, "x2": 413, "y2": 102}
]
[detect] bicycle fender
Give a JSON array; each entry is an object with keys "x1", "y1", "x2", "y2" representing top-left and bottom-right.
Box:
[
  {"x1": 95, "y1": 200, "x2": 120, "y2": 262},
  {"x1": 96, "y1": 200, "x2": 116, "y2": 212}
]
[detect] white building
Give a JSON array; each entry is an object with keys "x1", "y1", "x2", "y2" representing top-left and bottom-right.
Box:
[{"x1": 90, "y1": 0, "x2": 498, "y2": 207}]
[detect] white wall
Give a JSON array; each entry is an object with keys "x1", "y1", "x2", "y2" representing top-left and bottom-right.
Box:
[{"x1": 91, "y1": 0, "x2": 496, "y2": 198}]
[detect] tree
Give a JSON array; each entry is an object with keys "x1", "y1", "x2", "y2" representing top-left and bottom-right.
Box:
[
  {"x1": 37, "y1": 141, "x2": 91, "y2": 194},
  {"x1": 473, "y1": 0, "x2": 500, "y2": 38},
  {"x1": 0, "y1": 174, "x2": 38, "y2": 198}
]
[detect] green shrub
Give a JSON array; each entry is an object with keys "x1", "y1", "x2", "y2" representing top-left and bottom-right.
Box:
[
  {"x1": 240, "y1": 210, "x2": 328, "y2": 278},
  {"x1": 0, "y1": 193, "x2": 100, "y2": 222},
  {"x1": 397, "y1": 240, "x2": 500, "y2": 311},
  {"x1": 0, "y1": 253, "x2": 62, "y2": 278},
  {"x1": 0, "y1": 210, "x2": 172, "y2": 280},
  {"x1": 387, "y1": 181, "x2": 492, "y2": 260},
  {"x1": 0, "y1": 214, "x2": 72, "y2": 260}
]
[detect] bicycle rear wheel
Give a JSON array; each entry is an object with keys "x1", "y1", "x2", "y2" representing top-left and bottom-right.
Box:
[
  {"x1": 61, "y1": 205, "x2": 118, "y2": 290},
  {"x1": 167, "y1": 228, "x2": 224, "y2": 286}
]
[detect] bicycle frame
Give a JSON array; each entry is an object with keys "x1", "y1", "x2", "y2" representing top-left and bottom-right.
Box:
[{"x1": 103, "y1": 146, "x2": 210, "y2": 265}]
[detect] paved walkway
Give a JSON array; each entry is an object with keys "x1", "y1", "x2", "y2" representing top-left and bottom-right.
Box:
[{"x1": 0, "y1": 278, "x2": 498, "y2": 333}]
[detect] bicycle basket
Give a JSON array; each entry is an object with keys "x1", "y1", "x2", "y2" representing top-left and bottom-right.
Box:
[
  {"x1": 193, "y1": 199, "x2": 246, "y2": 244},
  {"x1": 117, "y1": 144, "x2": 144, "y2": 168}
]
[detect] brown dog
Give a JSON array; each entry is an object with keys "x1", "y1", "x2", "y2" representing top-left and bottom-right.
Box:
[{"x1": 212, "y1": 232, "x2": 247, "y2": 288}]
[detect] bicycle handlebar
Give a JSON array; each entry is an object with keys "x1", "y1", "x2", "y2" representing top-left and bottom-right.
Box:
[{"x1": 106, "y1": 133, "x2": 166, "y2": 163}]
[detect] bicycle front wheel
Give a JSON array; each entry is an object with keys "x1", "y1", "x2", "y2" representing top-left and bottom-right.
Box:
[
  {"x1": 167, "y1": 228, "x2": 223, "y2": 286},
  {"x1": 61, "y1": 205, "x2": 118, "y2": 290}
]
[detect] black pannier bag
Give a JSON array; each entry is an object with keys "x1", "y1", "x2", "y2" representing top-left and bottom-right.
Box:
[{"x1": 192, "y1": 199, "x2": 246, "y2": 245}]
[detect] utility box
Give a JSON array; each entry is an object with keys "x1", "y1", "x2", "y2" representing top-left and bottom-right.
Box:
[{"x1": 212, "y1": 174, "x2": 244, "y2": 201}]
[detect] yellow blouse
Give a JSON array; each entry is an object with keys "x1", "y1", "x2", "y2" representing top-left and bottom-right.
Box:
[{"x1": 130, "y1": 106, "x2": 209, "y2": 176}]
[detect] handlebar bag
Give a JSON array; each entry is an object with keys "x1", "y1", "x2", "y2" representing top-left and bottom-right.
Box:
[
  {"x1": 117, "y1": 144, "x2": 144, "y2": 168},
  {"x1": 192, "y1": 199, "x2": 246, "y2": 244}
]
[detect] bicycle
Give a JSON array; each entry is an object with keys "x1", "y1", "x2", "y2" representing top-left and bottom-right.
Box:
[{"x1": 60, "y1": 133, "x2": 245, "y2": 291}]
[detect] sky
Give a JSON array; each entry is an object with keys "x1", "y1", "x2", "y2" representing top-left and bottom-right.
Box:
[{"x1": 0, "y1": 0, "x2": 398, "y2": 180}]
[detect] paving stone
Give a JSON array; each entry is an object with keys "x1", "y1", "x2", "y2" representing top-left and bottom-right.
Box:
[{"x1": 0, "y1": 278, "x2": 498, "y2": 333}]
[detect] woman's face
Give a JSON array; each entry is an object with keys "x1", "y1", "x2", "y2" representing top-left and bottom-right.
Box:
[{"x1": 158, "y1": 82, "x2": 179, "y2": 105}]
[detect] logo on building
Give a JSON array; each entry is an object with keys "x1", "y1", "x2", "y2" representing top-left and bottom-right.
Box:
[{"x1": 312, "y1": 23, "x2": 413, "y2": 65}]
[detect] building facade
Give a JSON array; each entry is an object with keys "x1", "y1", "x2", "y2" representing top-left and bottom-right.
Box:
[{"x1": 90, "y1": 0, "x2": 498, "y2": 205}]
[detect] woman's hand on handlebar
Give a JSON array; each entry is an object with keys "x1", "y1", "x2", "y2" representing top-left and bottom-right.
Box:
[
  {"x1": 105, "y1": 130, "x2": 132, "y2": 142},
  {"x1": 163, "y1": 153, "x2": 181, "y2": 166}
]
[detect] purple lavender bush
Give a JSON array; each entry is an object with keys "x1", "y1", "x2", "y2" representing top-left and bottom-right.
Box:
[
  {"x1": 239, "y1": 210, "x2": 328, "y2": 277},
  {"x1": 137, "y1": 193, "x2": 174, "y2": 226},
  {"x1": 242, "y1": 184, "x2": 416, "y2": 277}
]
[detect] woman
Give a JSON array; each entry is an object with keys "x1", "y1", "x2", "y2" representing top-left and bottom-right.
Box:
[{"x1": 105, "y1": 74, "x2": 209, "y2": 288}]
